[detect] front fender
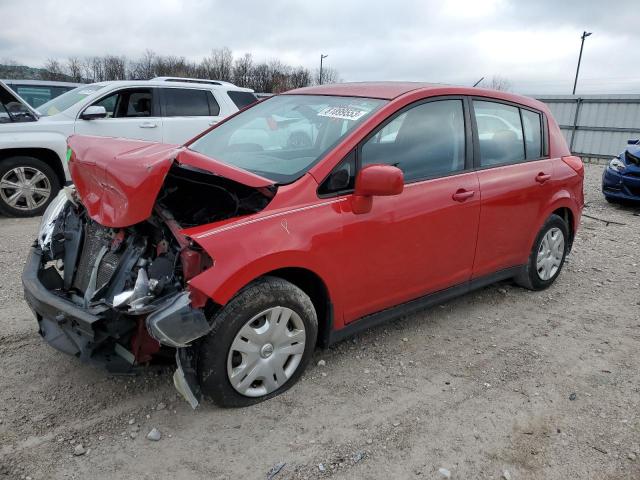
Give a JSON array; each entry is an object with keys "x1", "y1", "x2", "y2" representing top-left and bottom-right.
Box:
[
  {"x1": 184, "y1": 195, "x2": 346, "y2": 318},
  {"x1": 188, "y1": 250, "x2": 337, "y2": 308}
]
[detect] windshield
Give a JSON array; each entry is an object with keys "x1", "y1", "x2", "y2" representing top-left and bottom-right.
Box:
[
  {"x1": 189, "y1": 94, "x2": 386, "y2": 183},
  {"x1": 36, "y1": 84, "x2": 107, "y2": 116}
]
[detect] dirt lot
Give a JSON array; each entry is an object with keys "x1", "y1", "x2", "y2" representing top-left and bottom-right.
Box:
[{"x1": 0, "y1": 163, "x2": 638, "y2": 480}]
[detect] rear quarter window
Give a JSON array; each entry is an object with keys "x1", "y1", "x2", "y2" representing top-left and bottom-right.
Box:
[{"x1": 227, "y1": 91, "x2": 259, "y2": 109}]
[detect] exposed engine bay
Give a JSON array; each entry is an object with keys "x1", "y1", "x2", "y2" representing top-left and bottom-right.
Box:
[{"x1": 24, "y1": 162, "x2": 274, "y2": 407}]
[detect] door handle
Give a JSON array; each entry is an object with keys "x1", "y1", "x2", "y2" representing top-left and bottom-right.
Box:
[
  {"x1": 535, "y1": 172, "x2": 551, "y2": 183},
  {"x1": 208, "y1": 121, "x2": 218, "y2": 126},
  {"x1": 139, "y1": 122, "x2": 157, "y2": 128},
  {"x1": 452, "y1": 189, "x2": 475, "y2": 202}
]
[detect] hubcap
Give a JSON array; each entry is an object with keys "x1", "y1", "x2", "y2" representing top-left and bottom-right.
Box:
[
  {"x1": 0, "y1": 166, "x2": 51, "y2": 211},
  {"x1": 536, "y1": 227, "x2": 565, "y2": 281},
  {"x1": 227, "y1": 306, "x2": 306, "y2": 398}
]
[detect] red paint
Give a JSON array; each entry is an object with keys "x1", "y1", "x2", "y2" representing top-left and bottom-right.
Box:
[
  {"x1": 71, "y1": 84, "x2": 583, "y2": 336},
  {"x1": 131, "y1": 318, "x2": 160, "y2": 364}
]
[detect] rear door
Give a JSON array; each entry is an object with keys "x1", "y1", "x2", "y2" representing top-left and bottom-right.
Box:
[
  {"x1": 75, "y1": 87, "x2": 163, "y2": 142},
  {"x1": 471, "y1": 99, "x2": 552, "y2": 278},
  {"x1": 160, "y1": 87, "x2": 223, "y2": 144}
]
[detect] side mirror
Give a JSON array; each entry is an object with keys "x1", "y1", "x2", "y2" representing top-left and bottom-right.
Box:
[
  {"x1": 80, "y1": 105, "x2": 107, "y2": 120},
  {"x1": 352, "y1": 164, "x2": 403, "y2": 214}
]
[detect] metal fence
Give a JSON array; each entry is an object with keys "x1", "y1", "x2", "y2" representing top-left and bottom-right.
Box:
[{"x1": 534, "y1": 95, "x2": 640, "y2": 164}]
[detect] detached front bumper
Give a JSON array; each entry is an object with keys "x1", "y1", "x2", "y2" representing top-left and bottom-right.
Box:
[
  {"x1": 602, "y1": 167, "x2": 640, "y2": 201},
  {"x1": 22, "y1": 246, "x2": 105, "y2": 361}
]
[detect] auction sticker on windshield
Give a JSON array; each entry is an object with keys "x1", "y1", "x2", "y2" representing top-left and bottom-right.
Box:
[{"x1": 317, "y1": 105, "x2": 368, "y2": 121}]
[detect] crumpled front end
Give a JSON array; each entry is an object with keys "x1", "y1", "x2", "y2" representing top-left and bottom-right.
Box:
[
  {"x1": 23, "y1": 155, "x2": 274, "y2": 407},
  {"x1": 23, "y1": 186, "x2": 213, "y2": 373}
]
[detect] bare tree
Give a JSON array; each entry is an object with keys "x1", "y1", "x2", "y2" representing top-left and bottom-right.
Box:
[
  {"x1": 129, "y1": 49, "x2": 156, "y2": 79},
  {"x1": 83, "y1": 56, "x2": 104, "y2": 82},
  {"x1": 313, "y1": 66, "x2": 340, "y2": 85},
  {"x1": 485, "y1": 75, "x2": 512, "y2": 92},
  {"x1": 232, "y1": 53, "x2": 253, "y2": 88},
  {"x1": 102, "y1": 55, "x2": 126, "y2": 81},
  {"x1": 67, "y1": 57, "x2": 83, "y2": 82},
  {"x1": 30, "y1": 48, "x2": 313, "y2": 92},
  {"x1": 202, "y1": 47, "x2": 233, "y2": 81},
  {"x1": 289, "y1": 67, "x2": 311, "y2": 89},
  {"x1": 41, "y1": 58, "x2": 66, "y2": 81}
]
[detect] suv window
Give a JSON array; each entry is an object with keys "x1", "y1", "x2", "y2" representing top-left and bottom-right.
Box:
[
  {"x1": 13, "y1": 85, "x2": 72, "y2": 108},
  {"x1": 361, "y1": 99, "x2": 466, "y2": 182},
  {"x1": 0, "y1": 87, "x2": 35, "y2": 122},
  {"x1": 90, "y1": 88, "x2": 154, "y2": 118},
  {"x1": 474, "y1": 101, "x2": 525, "y2": 166},
  {"x1": 163, "y1": 88, "x2": 219, "y2": 117},
  {"x1": 227, "y1": 91, "x2": 258, "y2": 109}
]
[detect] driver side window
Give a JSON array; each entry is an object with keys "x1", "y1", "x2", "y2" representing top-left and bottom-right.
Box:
[
  {"x1": 361, "y1": 99, "x2": 466, "y2": 182},
  {"x1": 90, "y1": 88, "x2": 154, "y2": 119}
]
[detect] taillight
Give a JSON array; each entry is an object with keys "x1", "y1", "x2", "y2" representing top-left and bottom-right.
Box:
[{"x1": 562, "y1": 156, "x2": 584, "y2": 177}]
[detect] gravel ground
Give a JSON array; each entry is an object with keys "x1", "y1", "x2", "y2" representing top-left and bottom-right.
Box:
[{"x1": 0, "y1": 163, "x2": 639, "y2": 480}]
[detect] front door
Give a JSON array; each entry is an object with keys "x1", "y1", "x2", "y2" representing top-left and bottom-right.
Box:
[
  {"x1": 75, "y1": 87, "x2": 163, "y2": 142},
  {"x1": 334, "y1": 98, "x2": 481, "y2": 322}
]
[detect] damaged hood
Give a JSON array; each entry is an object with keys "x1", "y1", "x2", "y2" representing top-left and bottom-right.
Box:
[{"x1": 68, "y1": 135, "x2": 274, "y2": 227}]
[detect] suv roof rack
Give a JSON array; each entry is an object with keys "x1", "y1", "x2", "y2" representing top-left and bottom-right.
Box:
[{"x1": 152, "y1": 76, "x2": 237, "y2": 87}]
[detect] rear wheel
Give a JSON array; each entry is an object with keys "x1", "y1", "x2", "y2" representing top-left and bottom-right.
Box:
[
  {"x1": 515, "y1": 214, "x2": 569, "y2": 290},
  {"x1": 197, "y1": 276, "x2": 318, "y2": 407},
  {"x1": 0, "y1": 156, "x2": 60, "y2": 217}
]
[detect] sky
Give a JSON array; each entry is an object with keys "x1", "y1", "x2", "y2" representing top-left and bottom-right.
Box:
[{"x1": 1, "y1": 0, "x2": 638, "y2": 94}]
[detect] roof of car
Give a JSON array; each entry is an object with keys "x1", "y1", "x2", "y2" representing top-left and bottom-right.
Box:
[
  {"x1": 285, "y1": 81, "x2": 549, "y2": 112},
  {"x1": 78, "y1": 79, "x2": 254, "y2": 93},
  {"x1": 286, "y1": 82, "x2": 441, "y2": 100},
  {"x1": 1, "y1": 79, "x2": 82, "y2": 87}
]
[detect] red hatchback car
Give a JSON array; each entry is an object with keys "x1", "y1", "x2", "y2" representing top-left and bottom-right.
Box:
[{"x1": 23, "y1": 83, "x2": 584, "y2": 407}]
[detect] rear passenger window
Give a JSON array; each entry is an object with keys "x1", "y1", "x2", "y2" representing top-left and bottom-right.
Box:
[
  {"x1": 474, "y1": 101, "x2": 524, "y2": 166},
  {"x1": 521, "y1": 109, "x2": 542, "y2": 159},
  {"x1": 163, "y1": 88, "x2": 219, "y2": 117},
  {"x1": 227, "y1": 91, "x2": 258, "y2": 109},
  {"x1": 361, "y1": 100, "x2": 466, "y2": 182}
]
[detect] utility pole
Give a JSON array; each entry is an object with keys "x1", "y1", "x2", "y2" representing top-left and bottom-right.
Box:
[
  {"x1": 572, "y1": 31, "x2": 592, "y2": 95},
  {"x1": 319, "y1": 54, "x2": 328, "y2": 85}
]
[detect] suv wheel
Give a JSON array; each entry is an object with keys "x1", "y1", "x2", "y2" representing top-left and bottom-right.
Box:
[
  {"x1": 0, "y1": 156, "x2": 60, "y2": 217},
  {"x1": 515, "y1": 214, "x2": 569, "y2": 290},
  {"x1": 197, "y1": 276, "x2": 318, "y2": 407}
]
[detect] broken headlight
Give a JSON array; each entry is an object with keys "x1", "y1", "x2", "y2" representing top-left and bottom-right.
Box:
[
  {"x1": 37, "y1": 188, "x2": 71, "y2": 251},
  {"x1": 608, "y1": 157, "x2": 626, "y2": 173}
]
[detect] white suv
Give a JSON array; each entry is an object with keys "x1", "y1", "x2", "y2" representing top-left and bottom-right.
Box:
[{"x1": 0, "y1": 78, "x2": 257, "y2": 216}]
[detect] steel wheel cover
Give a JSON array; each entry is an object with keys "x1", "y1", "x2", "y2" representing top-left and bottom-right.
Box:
[
  {"x1": 227, "y1": 306, "x2": 306, "y2": 397},
  {"x1": 536, "y1": 227, "x2": 564, "y2": 281},
  {"x1": 0, "y1": 166, "x2": 51, "y2": 211}
]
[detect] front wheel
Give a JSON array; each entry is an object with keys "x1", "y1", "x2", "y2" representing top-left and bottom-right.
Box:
[
  {"x1": 197, "y1": 276, "x2": 318, "y2": 407},
  {"x1": 515, "y1": 214, "x2": 569, "y2": 290}
]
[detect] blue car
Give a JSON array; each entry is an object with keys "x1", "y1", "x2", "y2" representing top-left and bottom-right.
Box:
[{"x1": 602, "y1": 139, "x2": 640, "y2": 203}]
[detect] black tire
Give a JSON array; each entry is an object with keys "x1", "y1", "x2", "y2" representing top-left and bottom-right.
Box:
[
  {"x1": 197, "y1": 276, "x2": 318, "y2": 408},
  {"x1": 604, "y1": 195, "x2": 618, "y2": 204},
  {"x1": 0, "y1": 156, "x2": 61, "y2": 217},
  {"x1": 514, "y1": 214, "x2": 569, "y2": 291}
]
